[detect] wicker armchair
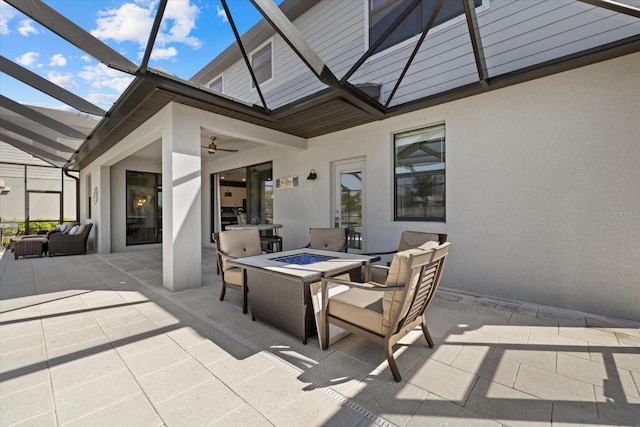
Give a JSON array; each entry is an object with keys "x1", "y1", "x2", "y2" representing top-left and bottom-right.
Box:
[
  {"x1": 320, "y1": 242, "x2": 450, "y2": 381},
  {"x1": 48, "y1": 223, "x2": 93, "y2": 256}
]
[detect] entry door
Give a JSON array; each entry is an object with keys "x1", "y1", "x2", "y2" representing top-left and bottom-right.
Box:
[{"x1": 332, "y1": 157, "x2": 365, "y2": 252}]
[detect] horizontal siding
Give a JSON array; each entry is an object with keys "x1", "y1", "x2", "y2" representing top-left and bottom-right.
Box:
[
  {"x1": 219, "y1": 0, "x2": 365, "y2": 109},
  {"x1": 0, "y1": 142, "x2": 55, "y2": 167},
  {"x1": 212, "y1": 0, "x2": 639, "y2": 110},
  {"x1": 481, "y1": 0, "x2": 640, "y2": 76}
]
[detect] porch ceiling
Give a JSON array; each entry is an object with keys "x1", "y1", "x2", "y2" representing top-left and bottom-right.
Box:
[{"x1": 1, "y1": 0, "x2": 639, "y2": 171}]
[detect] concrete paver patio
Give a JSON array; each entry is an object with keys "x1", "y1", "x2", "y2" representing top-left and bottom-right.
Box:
[{"x1": 1, "y1": 248, "x2": 638, "y2": 426}]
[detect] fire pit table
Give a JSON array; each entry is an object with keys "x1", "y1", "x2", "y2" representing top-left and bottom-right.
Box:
[{"x1": 229, "y1": 248, "x2": 379, "y2": 344}]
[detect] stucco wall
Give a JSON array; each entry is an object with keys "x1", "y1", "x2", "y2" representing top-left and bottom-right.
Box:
[{"x1": 204, "y1": 52, "x2": 640, "y2": 319}]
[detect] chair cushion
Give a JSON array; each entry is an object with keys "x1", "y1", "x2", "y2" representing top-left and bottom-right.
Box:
[
  {"x1": 382, "y1": 248, "x2": 425, "y2": 333},
  {"x1": 67, "y1": 225, "x2": 80, "y2": 235},
  {"x1": 309, "y1": 228, "x2": 345, "y2": 251},
  {"x1": 328, "y1": 287, "x2": 384, "y2": 335},
  {"x1": 219, "y1": 229, "x2": 262, "y2": 271},
  {"x1": 397, "y1": 231, "x2": 441, "y2": 252},
  {"x1": 223, "y1": 267, "x2": 244, "y2": 287},
  {"x1": 76, "y1": 224, "x2": 88, "y2": 235}
]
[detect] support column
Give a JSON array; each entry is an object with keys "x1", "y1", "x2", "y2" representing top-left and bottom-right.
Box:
[
  {"x1": 162, "y1": 104, "x2": 202, "y2": 291},
  {"x1": 96, "y1": 165, "x2": 111, "y2": 253}
]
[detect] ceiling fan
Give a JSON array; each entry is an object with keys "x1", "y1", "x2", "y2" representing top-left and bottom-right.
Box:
[{"x1": 202, "y1": 136, "x2": 239, "y2": 155}]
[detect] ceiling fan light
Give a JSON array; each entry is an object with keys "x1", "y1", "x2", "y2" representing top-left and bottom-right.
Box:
[{"x1": 208, "y1": 148, "x2": 215, "y2": 154}]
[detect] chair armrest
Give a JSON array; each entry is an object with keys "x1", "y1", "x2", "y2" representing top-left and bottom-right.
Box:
[
  {"x1": 321, "y1": 276, "x2": 403, "y2": 292},
  {"x1": 363, "y1": 264, "x2": 390, "y2": 283},
  {"x1": 361, "y1": 249, "x2": 396, "y2": 256}
]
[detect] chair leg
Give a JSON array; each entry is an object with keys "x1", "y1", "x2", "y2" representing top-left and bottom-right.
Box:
[
  {"x1": 385, "y1": 342, "x2": 402, "y2": 382},
  {"x1": 421, "y1": 323, "x2": 434, "y2": 348},
  {"x1": 219, "y1": 283, "x2": 226, "y2": 301},
  {"x1": 242, "y1": 284, "x2": 248, "y2": 314},
  {"x1": 321, "y1": 316, "x2": 330, "y2": 350}
]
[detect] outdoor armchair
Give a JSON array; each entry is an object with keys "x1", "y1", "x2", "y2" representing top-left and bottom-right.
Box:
[
  {"x1": 363, "y1": 231, "x2": 447, "y2": 283},
  {"x1": 320, "y1": 241, "x2": 450, "y2": 381},
  {"x1": 214, "y1": 229, "x2": 263, "y2": 314},
  {"x1": 48, "y1": 223, "x2": 93, "y2": 256},
  {"x1": 364, "y1": 231, "x2": 447, "y2": 256},
  {"x1": 306, "y1": 227, "x2": 349, "y2": 252}
]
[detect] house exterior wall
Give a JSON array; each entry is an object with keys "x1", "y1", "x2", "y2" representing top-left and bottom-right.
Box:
[
  {"x1": 203, "y1": 52, "x2": 640, "y2": 320},
  {"x1": 198, "y1": 0, "x2": 639, "y2": 109}
]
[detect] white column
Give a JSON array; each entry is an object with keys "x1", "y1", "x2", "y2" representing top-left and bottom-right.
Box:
[
  {"x1": 96, "y1": 165, "x2": 111, "y2": 253},
  {"x1": 162, "y1": 104, "x2": 202, "y2": 291}
]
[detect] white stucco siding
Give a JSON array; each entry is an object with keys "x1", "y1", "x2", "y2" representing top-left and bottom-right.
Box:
[{"x1": 204, "y1": 52, "x2": 640, "y2": 319}]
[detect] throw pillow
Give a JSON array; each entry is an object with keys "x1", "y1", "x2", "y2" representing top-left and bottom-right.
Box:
[{"x1": 68, "y1": 225, "x2": 80, "y2": 235}]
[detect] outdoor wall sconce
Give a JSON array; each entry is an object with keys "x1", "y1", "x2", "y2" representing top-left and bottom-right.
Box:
[{"x1": 307, "y1": 169, "x2": 317, "y2": 180}]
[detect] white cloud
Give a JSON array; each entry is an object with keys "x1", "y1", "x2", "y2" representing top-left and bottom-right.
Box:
[
  {"x1": 216, "y1": 5, "x2": 228, "y2": 23},
  {"x1": 46, "y1": 71, "x2": 79, "y2": 89},
  {"x1": 0, "y1": 2, "x2": 17, "y2": 35},
  {"x1": 86, "y1": 92, "x2": 120, "y2": 107},
  {"x1": 92, "y1": 76, "x2": 134, "y2": 93},
  {"x1": 49, "y1": 54, "x2": 67, "y2": 67},
  {"x1": 91, "y1": 2, "x2": 154, "y2": 45},
  {"x1": 80, "y1": 55, "x2": 93, "y2": 62},
  {"x1": 150, "y1": 46, "x2": 177, "y2": 60},
  {"x1": 18, "y1": 19, "x2": 39, "y2": 36},
  {"x1": 78, "y1": 63, "x2": 133, "y2": 93},
  {"x1": 160, "y1": 1, "x2": 202, "y2": 49},
  {"x1": 16, "y1": 51, "x2": 39, "y2": 66},
  {"x1": 90, "y1": 1, "x2": 202, "y2": 53}
]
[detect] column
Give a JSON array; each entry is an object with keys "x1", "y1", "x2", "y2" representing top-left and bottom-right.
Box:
[{"x1": 162, "y1": 104, "x2": 202, "y2": 291}]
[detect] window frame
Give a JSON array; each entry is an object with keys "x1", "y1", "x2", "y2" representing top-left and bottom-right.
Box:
[
  {"x1": 249, "y1": 39, "x2": 274, "y2": 89},
  {"x1": 207, "y1": 73, "x2": 224, "y2": 93},
  {"x1": 365, "y1": 0, "x2": 489, "y2": 59},
  {"x1": 393, "y1": 123, "x2": 446, "y2": 223}
]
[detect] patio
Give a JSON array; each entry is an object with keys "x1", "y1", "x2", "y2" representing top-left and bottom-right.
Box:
[{"x1": 1, "y1": 248, "x2": 638, "y2": 426}]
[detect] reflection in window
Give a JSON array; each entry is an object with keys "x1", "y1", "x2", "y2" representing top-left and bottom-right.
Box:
[
  {"x1": 394, "y1": 124, "x2": 445, "y2": 221},
  {"x1": 370, "y1": 0, "x2": 482, "y2": 53},
  {"x1": 208, "y1": 75, "x2": 223, "y2": 92},
  {"x1": 251, "y1": 41, "x2": 273, "y2": 87}
]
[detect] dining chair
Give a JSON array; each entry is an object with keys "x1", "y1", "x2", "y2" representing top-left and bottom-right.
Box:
[
  {"x1": 320, "y1": 242, "x2": 450, "y2": 381},
  {"x1": 306, "y1": 227, "x2": 349, "y2": 252},
  {"x1": 214, "y1": 229, "x2": 263, "y2": 314}
]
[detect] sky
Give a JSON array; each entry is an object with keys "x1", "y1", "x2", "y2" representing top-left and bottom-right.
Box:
[{"x1": 0, "y1": 0, "x2": 280, "y2": 114}]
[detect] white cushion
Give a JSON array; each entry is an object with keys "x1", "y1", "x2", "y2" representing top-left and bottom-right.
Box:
[{"x1": 67, "y1": 225, "x2": 80, "y2": 235}]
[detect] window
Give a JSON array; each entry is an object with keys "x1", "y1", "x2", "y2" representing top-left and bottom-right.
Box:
[
  {"x1": 370, "y1": 0, "x2": 483, "y2": 53},
  {"x1": 394, "y1": 124, "x2": 445, "y2": 221},
  {"x1": 208, "y1": 75, "x2": 223, "y2": 92},
  {"x1": 250, "y1": 41, "x2": 273, "y2": 88}
]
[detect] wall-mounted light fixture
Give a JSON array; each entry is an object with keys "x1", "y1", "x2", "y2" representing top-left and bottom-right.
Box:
[{"x1": 307, "y1": 169, "x2": 317, "y2": 180}]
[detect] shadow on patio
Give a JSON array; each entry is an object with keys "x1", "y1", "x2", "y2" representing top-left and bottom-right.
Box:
[{"x1": 1, "y1": 248, "x2": 638, "y2": 426}]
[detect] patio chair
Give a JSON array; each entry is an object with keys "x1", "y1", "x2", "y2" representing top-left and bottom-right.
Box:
[
  {"x1": 214, "y1": 229, "x2": 263, "y2": 314},
  {"x1": 320, "y1": 242, "x2": 450, "y2": 381},
  {"x1": 363, "y1": 231, "x2": 447, "y2": 283},
  {"x1": 48, "y1": 223, "x2": 93, "y2": 256},
  {"x1": 306, "y1": 227, "x2": 349, "y2": 252}
]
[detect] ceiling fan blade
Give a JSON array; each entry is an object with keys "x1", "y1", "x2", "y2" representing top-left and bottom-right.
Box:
[{"x1": 216, "y1": 148, "x2": 239, "y2": 152}]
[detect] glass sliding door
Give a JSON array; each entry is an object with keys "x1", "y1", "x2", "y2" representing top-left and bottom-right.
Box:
[
  {"x1": 246, "y1": 162, "x2": 273, "y2": 224},
  {"x1": 126, "y1": 171, "x2": 162, "y2": 245}
]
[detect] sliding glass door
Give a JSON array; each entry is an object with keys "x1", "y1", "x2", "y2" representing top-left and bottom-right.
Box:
[{"x1": 126, "y1": 171, "x2": 162, "y2": 245}]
